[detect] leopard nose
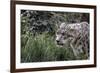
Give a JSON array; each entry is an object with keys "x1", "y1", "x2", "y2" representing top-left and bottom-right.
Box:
[{"x1": 56, "y1": 40, "x2": 60, "y2": 43}]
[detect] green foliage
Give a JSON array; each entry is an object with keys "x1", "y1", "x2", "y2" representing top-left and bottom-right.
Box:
[
  {"x1": 21, "y1": 10, "x2": 89, "y2": 63},
  {"x1": 21, "y1": 33, "x2": 76, "y2": 62}
]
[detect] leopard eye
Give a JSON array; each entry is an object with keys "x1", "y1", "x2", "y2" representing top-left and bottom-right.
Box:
[{"x1": 62, "y1": 32, "x2": 65, "y2": 35}]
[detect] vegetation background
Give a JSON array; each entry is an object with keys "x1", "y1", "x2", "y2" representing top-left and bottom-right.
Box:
[{"x1": 21, "y1": 10, "x2": 89, "y2": 63}]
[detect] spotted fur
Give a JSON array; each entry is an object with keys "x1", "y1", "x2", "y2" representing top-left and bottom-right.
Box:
[{"x1": 56, "y1": 22, "x2": 89, "y2": 59}]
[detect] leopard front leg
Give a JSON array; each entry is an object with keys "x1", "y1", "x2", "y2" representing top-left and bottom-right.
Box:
[{"x1": 70, "y1": 38, "x2": 80, "y2": 59}]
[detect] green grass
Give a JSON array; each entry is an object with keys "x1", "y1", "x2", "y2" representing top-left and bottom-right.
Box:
[{"x1": 21, "y1": 33, "x2": 87, "y2": 63}]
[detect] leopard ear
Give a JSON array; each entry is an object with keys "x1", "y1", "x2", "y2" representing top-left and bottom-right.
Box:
[
  {"x1": 60, "y1": 23, "x2": 66, "y2": 29},
  {"x1": 56, "y1": 22, "x2": 66, "y2": 30}
]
